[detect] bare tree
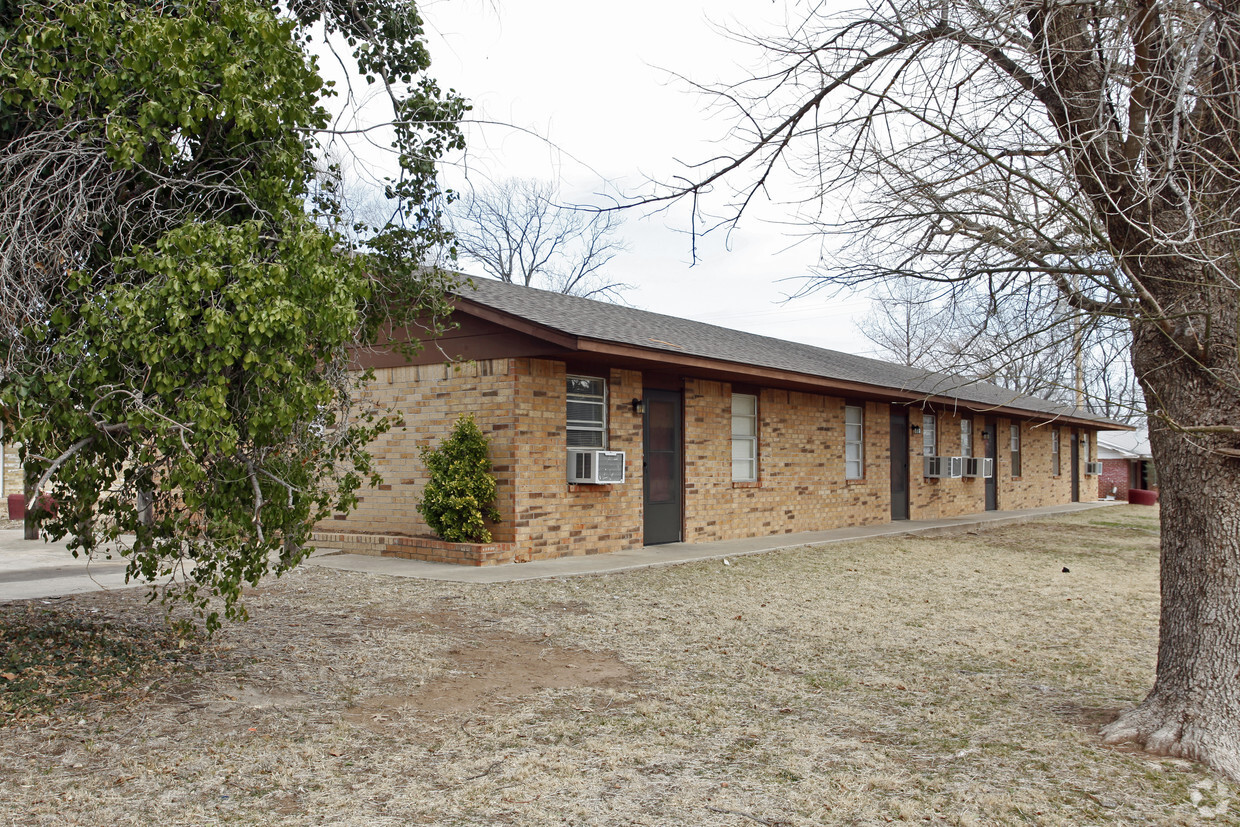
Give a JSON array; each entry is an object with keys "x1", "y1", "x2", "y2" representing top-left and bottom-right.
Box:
[
  {"x1": 654, "y1": 0, "x2": 1240, "y2": 777},
  {"x1": 450, "y1": 178, "x2": 629, "y2": 300},
  {"x1": 856, "y1": 278, "x2": 955, "y2": 366},
  {"x1": 861, "y1": 280, "x2": 1143, "y2": 419}
]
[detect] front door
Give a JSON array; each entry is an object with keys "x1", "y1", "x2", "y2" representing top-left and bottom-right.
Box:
[
  {"x1": 1070, "y1": 430, "x2": 1080, "y2": 502},
  {"x1": 643, "y1": 389, "x2": 682, "y2": 545},
  {"x1": 982, "y1": 421, "x2": 998, "y2": 511},
  {"x1": 889, "y1": 407, "x2": 910, "y2": 520}
]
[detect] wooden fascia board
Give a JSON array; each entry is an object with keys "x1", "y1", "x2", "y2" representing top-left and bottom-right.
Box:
[
  {"x1": 451, "y1": 297, "x2": 580, "y2": 351},
  {"x1": 573, "y1": 339, "x2": 1121, "y2": 431}
]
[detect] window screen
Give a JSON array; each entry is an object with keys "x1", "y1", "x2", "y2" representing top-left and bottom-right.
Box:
[
  {"x1": 732, "y1": 394, "x2": 757, "y2": 482},
  {"x1": 1010, "y1": 422, "x2": 1022, "y2": 477},
  {"x1": 845, "y1": 405, "x2": 864, "y2": 480},
  {"x1": 566, "y1": 376, "x2": 606, "y2": 449}
]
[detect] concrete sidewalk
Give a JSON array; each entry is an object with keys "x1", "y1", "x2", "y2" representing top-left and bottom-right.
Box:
[
  {"x1": 0, "y1": 531, "x2": 136, "y2": 601},
  {"x1": 0, "y1": 500, "x2": 1122, "y2": 600},
  {"x1": 304, "y1": 500, "x2": 1123, "y2": 584}
]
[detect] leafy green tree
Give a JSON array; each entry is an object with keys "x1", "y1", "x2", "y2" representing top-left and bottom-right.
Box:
[
  {"x1": 0, "y1": 0, "x2": 464, "y2": 629},
  {"x1": 417, "y1": 415, "x2": 501, "y2": 544}
]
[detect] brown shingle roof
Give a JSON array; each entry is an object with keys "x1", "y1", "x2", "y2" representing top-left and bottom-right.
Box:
[{"x1": 455, "y1": 278, "x2": 1125, "y2": 426}]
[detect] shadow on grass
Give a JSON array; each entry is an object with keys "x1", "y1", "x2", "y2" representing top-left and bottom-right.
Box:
[{"x1": 0, "y1": 603, "x2": 204, "y2": 724}]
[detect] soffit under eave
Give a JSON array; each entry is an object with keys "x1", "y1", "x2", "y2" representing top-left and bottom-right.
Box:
[{"x1": 572, "y1": 339, "x2": 1128, "y2": 431}]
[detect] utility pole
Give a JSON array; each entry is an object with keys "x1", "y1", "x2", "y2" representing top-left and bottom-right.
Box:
[{"x1": 1071, "y1": 275, "x2": 1085, "y2": 409}]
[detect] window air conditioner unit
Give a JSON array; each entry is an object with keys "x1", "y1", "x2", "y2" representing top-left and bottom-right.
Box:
[
  {"x1": 963, "y1": 457, "x2": 994, "y2": 478},
  {"x1": 1086, "y1": 461, "x2": 1104, "y2": 476},
  {"x1": 924, "y1": 456, "x2": 963, "y2": 479},
  {"x1": 567, "y1": 450, "x2": 626, "y2": 484}
]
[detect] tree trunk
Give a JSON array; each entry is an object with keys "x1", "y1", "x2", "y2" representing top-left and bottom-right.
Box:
[
  {"x1": 1101, "y1": 309, "x2": 1240, "y2": 779},
  {"x1": 22, "y1": 473, "x2": 37, "y2": 541}
]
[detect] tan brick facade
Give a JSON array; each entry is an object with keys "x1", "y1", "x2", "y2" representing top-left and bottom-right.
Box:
[
  {"x1": 315, "y1": 357, "x2": 1101, "y2": 564},
  {"x1": 682, "y1": 382, "x2": 891, "y2": 541},
  {"x1": 2, "y1": 439, "x2": 21, "y2": 504}
]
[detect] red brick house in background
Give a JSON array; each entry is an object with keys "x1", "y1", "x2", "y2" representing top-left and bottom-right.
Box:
[
  {"x1": 1098, "y1": 429, "x2": 1157, "y2": 501},
  {"x1": 314, "y1": 279, "x2": 1125, "y2": 565}
]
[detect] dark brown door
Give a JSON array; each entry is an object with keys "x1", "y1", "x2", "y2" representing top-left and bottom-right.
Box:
[
  {"x1": 643, "y1": 389, "x2": 682, "y2": 545},
  {"x1": 983, "y1": 421, "x2": 998, "y2": 511},
  {"x1": 1070, "y1": 430, "x2": 1080, "y2": 502},
  {"x1": 889, "y1": 407, "x2": 910, "y2": 520}
]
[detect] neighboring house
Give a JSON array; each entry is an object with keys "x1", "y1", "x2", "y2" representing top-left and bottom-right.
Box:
[
  {"x1": 315, "y1": 279, "x2": 1124, "y2": 565},
  {"x1": 1098, "y1": 429, "x2": 1156, "y2": 501}
]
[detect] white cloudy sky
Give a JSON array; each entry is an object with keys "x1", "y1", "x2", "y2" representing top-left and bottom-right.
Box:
[{"x1": 339, "y1": 0, "x2": 876, "y2": 353}]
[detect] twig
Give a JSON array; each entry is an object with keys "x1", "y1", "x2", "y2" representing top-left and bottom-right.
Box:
[{"x1": 462, "y1": 760, "x2": 503, "y2": 781}]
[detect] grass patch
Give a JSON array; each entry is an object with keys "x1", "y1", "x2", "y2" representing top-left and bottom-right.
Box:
[
  {"x1": 0, "y1": 604, "x2": 203, "y2": 723},
  {"x1": 1, "y1": 505, "x2": 1229, "y2": 825}
]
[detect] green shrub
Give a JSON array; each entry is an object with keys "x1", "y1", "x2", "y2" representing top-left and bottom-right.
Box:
[{"x1": 416, "y1": 415, "x2": 502, "y2": 543}]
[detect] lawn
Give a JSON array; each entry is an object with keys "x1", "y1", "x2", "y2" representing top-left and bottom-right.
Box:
[{"x1": 1, "y1": 505, "x2": 1232, "y2": 825}]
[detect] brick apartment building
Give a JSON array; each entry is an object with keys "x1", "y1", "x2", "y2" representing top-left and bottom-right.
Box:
[{"x1": 314, "y1": 279, "x2": 1122, "y2": 565}]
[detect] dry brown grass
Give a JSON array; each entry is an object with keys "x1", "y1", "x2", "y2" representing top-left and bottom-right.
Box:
[{"x1": 1, "y1": 505, "x2": 1233, "y2": 825}]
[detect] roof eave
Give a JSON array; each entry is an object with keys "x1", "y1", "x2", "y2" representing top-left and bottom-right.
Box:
[{"x1": 576, "y1": 339, "x2": 1127, "y2": 429}]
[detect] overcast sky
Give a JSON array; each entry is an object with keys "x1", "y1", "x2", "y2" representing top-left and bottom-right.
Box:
[{"x1": 376, "y1": 0, "x2": 875, "y2": 353}]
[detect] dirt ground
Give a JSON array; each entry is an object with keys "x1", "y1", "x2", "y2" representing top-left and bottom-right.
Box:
[{"x1": 0, "y1": 505, "x2": 1232, "y2": 825}]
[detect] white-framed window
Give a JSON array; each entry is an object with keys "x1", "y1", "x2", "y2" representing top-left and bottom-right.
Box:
[
  {"x1": 1082, "y1": 432, "x2": 1091, "y2": 467},
  {"x1": 845, "y1": 404, "x2": 864, "y2": 480},
  {"x1": 1010, "y1": 422, "x2": 1022, "y2": 477},
  {"x1": 1051, "y1": 427, "x2": 1061, "y2": 475},
  {"x1": 731, "y1": 393, "x2": 758, "y2": 482},
  {"x1": 922, "y1": 414, "x2": 937, "y2": 457},
  {"x1": 566, "y1": 375, "x2": 607, "y2": 449},
  {"x1": 960, "y1": 419, "x2": 973, "y2": 458}
]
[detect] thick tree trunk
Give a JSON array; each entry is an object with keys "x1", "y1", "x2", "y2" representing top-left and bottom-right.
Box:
[{"x1": 1102, "y1": 311, "x2": 1240, "y2": 779}]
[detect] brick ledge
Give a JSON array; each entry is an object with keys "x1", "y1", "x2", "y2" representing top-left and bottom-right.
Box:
[{"x1": 311, "y1": 530, "x2": 521, "y2": 566}]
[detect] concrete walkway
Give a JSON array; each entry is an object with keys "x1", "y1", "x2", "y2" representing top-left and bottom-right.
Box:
[
  {"x1": 0, "y1": 501, "x2": 1122, "y2": 600},
  {"x1": 304, "y1": 500, "x2": 1123, "y2": 584},
  {"x1": 0, "y1": 531, "x2": 136, "y2": 601}
]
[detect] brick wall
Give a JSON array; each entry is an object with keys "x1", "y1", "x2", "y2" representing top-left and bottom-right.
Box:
[
  {"x1": 904, "y1": 413, "x2": 1085, "y2": 518},
  {"x1": 683, "y1": 382, "x2": 890, "y2": 542},
  {"x1": 314, "y1": 358, "x2": 644, "y2": 562},
  {"x1": 1, "y1": 441, "x2": 21, "y2": 501},
  {"x1": 317, "y1": 357, "x2": 1101, "y2": 563},
  {"x1": 909, "y1": 409, "x2": 986, "y2": 518},
  {"x1": 1099, "y1": 459, "x2": 1133, "y2": 500},
  {"x1": 507, "y1": 361, "x2": 643, "y2": 561},
  {"x1": 315, "y1": 358, "x2": 520, "y2": 548},
  {"x1": 997, "y1": 422, "x2": 1078, "y2": 508}
]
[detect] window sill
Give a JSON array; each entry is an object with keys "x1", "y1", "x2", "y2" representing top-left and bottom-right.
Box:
[
  {"x1": 845, "y1": 478, "x2": 867, "y2": 485},
  {"x1": 567, "y1": 484, "x2": 614, "y2": 493},
  {"x1": 732, "y1": 481, "x2": 762, "y2": 489}
]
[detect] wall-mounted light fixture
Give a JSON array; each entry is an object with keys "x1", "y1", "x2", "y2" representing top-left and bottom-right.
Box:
[
  {"x1": 911, "y1": 424, "x2": 922, "y2": 435},
  {"x1": 631, "y1": 398, "x2": 644, "y2": 414}
]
